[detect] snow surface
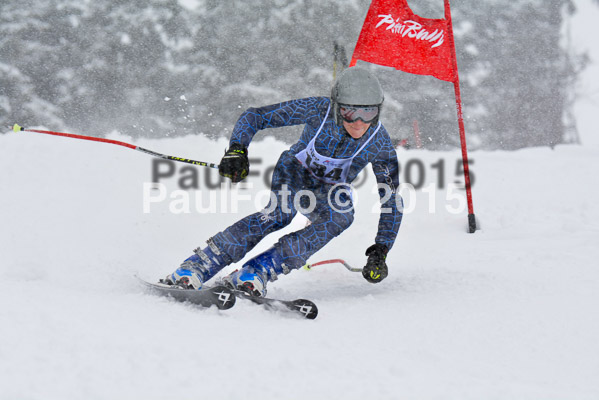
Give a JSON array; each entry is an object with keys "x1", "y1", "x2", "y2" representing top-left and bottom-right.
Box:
[
  {"x1": 2, "y1": 131, "x2": 598, "y2": 400},
  {"x1": 2, "y1": 3, "x2": 599, "y2": 400}
]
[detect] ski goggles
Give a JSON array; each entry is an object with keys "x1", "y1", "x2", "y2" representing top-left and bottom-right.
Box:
[{"x1": 339, "y1": 105, "x2": 379, "y2": 123}]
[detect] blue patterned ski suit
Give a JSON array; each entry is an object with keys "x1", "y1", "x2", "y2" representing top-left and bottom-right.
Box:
[{"x1": 212, "y1": 96, "x2": 402, "y2": 269}]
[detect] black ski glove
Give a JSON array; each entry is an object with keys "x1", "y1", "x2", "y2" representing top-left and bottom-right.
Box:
[
  {"x1": 362, "y1": 243, "x2": 389, "y2": 283},
  {"x1": 218, "y1": 143, "x2": 249, "y2": 183}
]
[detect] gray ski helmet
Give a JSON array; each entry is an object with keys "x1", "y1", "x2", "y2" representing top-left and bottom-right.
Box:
[{"x1": 331, "y1": 67, "x2": 384, "y2": 125}]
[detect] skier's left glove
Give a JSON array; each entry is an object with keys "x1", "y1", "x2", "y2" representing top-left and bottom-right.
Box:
[
  {"x1": 362, "y1": 243, "x2": 389, "y2": 283},
  {"x1": 218, "y1": 143, "x2": 249, "y2": 183}
]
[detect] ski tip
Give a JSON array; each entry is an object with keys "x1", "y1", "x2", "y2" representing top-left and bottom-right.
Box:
[
  {"x1": 208, "y1": 285, "x2": 237, "y2": 310},
  {"x1": 12, "y1": 123, "x2": 23, "y2": 133},
  {"x1": 292, "y1": 299, "x2": 318, "y2": 320}
]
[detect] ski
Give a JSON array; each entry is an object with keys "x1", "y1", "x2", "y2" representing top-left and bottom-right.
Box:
[
  {"x1": 136, "y1": 276, "x2": 316, "y2": 318},
  {"x1": 137, "y1": 277, "x2": 236, "y2": 310},
  {"x1": 232, "y1": 290, "x2": 318, "y2": 319}
]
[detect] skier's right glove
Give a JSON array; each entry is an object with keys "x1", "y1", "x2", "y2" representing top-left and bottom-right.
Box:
[
  {"x1": 218, "y1": 143, "x2": 249, "y2": 183},
  {"x1": 362, "y1": 243, "x2": 389, "y2": 283}
]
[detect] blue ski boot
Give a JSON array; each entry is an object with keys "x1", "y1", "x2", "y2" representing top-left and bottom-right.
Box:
[
  {"x1": 222, "y1": 247, "x2": 291, "y2": 297},
  {"x1": 163, "y1": 239, "x2": 231, "y2": 290}
]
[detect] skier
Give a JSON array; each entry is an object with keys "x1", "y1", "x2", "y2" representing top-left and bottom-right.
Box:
[{"x1": 163, "y1": 67, "x2": 402, "y2": 296}]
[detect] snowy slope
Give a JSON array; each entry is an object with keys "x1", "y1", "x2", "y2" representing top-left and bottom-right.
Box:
[{"x1": 1, "y1": 127, "x2": 598, "y2": 400}]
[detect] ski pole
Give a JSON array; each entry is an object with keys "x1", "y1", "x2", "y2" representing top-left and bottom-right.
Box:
[
  {"x1": 11, "y1": 124, "x2": 220, "y2": 169},
  {"x1": 303, "y1": 259, "x2": 362, "y2": 272}
]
